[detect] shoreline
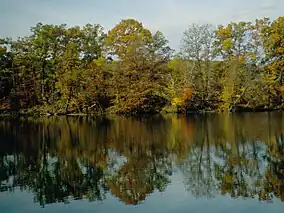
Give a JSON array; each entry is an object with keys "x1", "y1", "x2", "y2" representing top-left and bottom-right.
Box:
[{"x1": 0, "y1": 107, "x2": 282, "y2": 118}]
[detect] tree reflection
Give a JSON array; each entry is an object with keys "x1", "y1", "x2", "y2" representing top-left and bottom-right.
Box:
[
  {"x1": 179, "y1": 115, "x2": 218, "y2": 198},
  {"x1": 0, "y1": 113, "x2": 284, "y2": 206},
  {"x1": 260, "y1": 134, "x2": 284, "y2": 201},
  {"x1": 0, "y1": 116, "x2": 176, "y2": 206},
  {"x1": 178, "y1": 113, "x2": 284, "y2": 202},
  {"x1": 108, "y1": 154, "x2": 171, "y2": 205}
]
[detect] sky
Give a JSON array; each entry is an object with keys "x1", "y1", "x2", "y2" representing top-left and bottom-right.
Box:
[{"x1": 0, "y1": 0, "x2": 283, "y2": 50}]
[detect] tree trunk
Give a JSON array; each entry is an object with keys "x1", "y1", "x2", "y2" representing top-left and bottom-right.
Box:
[
  {"x1": 41, "y1": 60, "x2": 46, "y2": 104},
  {"x1": 65, "y1": 87, "x2": 72, "y2": 114}
]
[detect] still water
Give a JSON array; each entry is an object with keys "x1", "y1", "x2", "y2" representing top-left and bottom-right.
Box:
[{"x1": 1, "y1": 112, "x2": 284, "y2": 213}]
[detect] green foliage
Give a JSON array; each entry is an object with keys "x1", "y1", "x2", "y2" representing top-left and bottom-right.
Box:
[
  {"x1": 262, "y1": 17, "x2": 284, "y2": 106},
  {"x1": 105, "y1": 19, "x2": 172, "y2": 114},
  {"x1": 0, "y1": 16, "x2": 284, "y2": 115}
]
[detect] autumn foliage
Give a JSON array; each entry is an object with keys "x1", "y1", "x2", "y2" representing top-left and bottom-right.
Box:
[{"x1": 0, "y1": 16, "x2": 284, "y2": 115}]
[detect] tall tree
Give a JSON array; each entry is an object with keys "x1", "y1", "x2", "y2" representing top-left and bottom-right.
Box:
[
  {"x1": 214, "y1": 21, "x2": 256, "y2": 111},
  {"x1": 105, "y1": 19, "x2": 172, "y2": 114},
  {"x1": 262, "y1": 16, "x2": 284, "y2": 107},
  {"x1": 180, "y1": 24, "x2": 216, "y2": 110}
]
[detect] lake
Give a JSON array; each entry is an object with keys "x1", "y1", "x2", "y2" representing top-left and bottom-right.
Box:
[{"x1": 1, "y1": 112, "x2": 284, "y2": 213}]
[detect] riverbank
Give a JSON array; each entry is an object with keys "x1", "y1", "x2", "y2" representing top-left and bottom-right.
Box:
[{"x1": 0, "y1": 105, "x2": 282, "y2": 118}]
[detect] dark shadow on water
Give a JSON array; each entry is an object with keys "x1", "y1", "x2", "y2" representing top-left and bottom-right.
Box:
[{"x1": 0, "y1": 112, "x2": 284, "y2": 206}]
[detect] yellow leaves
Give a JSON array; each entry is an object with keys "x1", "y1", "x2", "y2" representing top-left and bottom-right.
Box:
[
  {"x1": 167, "y1": 58, "x2": 180, "y2": 70},
  {"x1": 105, "y1": 19, "x2": 152, "y2": 60},
  {"x1": 171, "y1": 88, "x2": 193, "y2": 107},
  {"x1": 224, "y1": 173, "x2": 233, "y2": 184},
  {"x1": 220, "y1": 85, "x2": 233, "y2": 111},
  {"x1": 94, "y1": 57, "x2": 107, "y2": 67},
  {"x1": 215, "y1": 21, "x2": 253, "y2": 59},
  {"x1": 216, "y1": 25, "x2": 232, "y2": 38},
  {"x1": 69, "y1": 99, "x2": 78, "y2": 109},
  {"x1": 277, "y1": 86, "x2": 284, "y2": 93},
  {"x1": 172, "y1": 97, "x2": 183, "y2": 106},
  {"x1": 263, "y1": 16, "x2": 284, "y2": 76},
  {"x1": 276, "y1": 46, "x2": 284, "y2": 54},
  {"x1": 223, "y1": 38, "x2": 232, "y2": 50}
]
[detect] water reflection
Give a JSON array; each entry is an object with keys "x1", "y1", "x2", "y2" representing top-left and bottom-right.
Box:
[{"x1": 0, "y1": 113, "x2": 284, "y2": 207}]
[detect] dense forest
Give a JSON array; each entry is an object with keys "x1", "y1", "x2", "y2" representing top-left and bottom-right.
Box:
[{"x1": 0, "y1": 16, "x2": 283, "y2": 115}]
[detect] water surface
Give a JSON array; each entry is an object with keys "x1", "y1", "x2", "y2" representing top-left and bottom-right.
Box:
[{"x1": 1, "y1": 112, "x2": 284, "y2": 212}]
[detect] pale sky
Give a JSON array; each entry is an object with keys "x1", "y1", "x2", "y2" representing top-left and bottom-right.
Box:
[{"x1": 0, "y1": 0, "x2": 283, "y2": 50}]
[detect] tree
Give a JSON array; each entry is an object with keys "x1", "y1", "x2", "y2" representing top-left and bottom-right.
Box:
[
  {"x1": 0, "y1": 16, "x2": 284, "y2": 115},
  {"x1": 105, "y1": 19, "x2": 172, "y2": 114},
  {"x1": 1, "y1": 23, "x2": 107, "y2": 114},
  {"x1": 180, "y1": 24, "x2": 216, "y2": 110},
  {"x1": 214, "y1": 21, "x2": 266, "y2": 111},
  {"x1": 81, "y1": 24, "x2": 106, "y2": 63},
  {"x1": 262, "y1": 16, "x2": 284, "y2": 107},
  {"x1": 0, "y1": 39, "x2": 13, "y2": 110}
]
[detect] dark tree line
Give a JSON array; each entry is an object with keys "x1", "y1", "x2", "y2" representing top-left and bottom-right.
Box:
[{"x1": 0, "y1": 16, "x2": 283, "y2": 115}]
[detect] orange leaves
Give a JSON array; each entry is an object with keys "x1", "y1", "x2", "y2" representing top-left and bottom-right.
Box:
[
  {"x1": 171, "y1": 87, "x2": 194, "y2": 112},
  {"x1": 181, "y1": 87, "x2": 193, "y2": 102}
]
